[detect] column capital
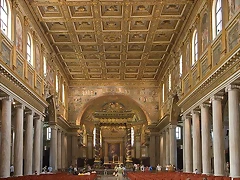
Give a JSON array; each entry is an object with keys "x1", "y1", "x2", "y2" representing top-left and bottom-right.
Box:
[
  {"x1": 25, "y1": 109, "x2": 34, "y2": 115},
  {"x1": 200, "y1": 103, "x2": 211, "y2": 109},
  {"x1": 210, "y1": 95, "x2": 224, "y2": 102},
  {"x1": 191, "y1": 109, "x2": 200, "y2": 115},
  {"x1": 225, "y1": 84, "x2": 240, "y2": 92},
  {"x1": 184, "y1": 114, "x2": 192, "y2": 120},
  {"x1": 0, "y1": 95, "x2": 13, "y2": 101},
  {"x1": 14, "y1": 104, "x2": 25, "y2": 109},
  {"x1": 50, "y1": 125, "x2": 57, "y2": 130},
  {"x1": 169, "y1": 125, "x2": 177, "y2": 129}
]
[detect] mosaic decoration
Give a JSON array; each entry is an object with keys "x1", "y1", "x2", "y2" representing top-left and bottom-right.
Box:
[
  {"x1": 16, "y1": 17, "x2": 23, "y2": 53},
  {"x1": 201, "y1": 10, "x2": 209, "y2": 51},
  {"x1": 228, "y1": 0, "x2": 240, "y2": 19},
  {"x1": 35, "y1": 45, "x2": 41, "y2": 74}
]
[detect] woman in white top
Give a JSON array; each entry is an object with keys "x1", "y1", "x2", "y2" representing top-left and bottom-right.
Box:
[{"x1": 116, "y1": 164, "x2": 124, "y2": 180}]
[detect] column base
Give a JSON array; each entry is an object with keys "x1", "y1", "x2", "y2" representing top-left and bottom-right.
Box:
[
  {"x1": 125, "y1": 162, "x2": 133, "y2": 169},
  {"x1": 94, "y1": 161, "x2": 101, "y2": 169},
  {"x1": 230, "y1": 175, "x2": 240, "y2": 178},
  {"x1": 214, "y1": 174, "x2": 224, "y2": 176}
]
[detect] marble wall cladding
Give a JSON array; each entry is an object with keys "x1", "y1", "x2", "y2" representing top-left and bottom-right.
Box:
[
  {"x1": 213, "y1": 43, "x2": 222, "y2": 65},
  {"x1": 28, "y1": 70, "x2": 33, "y2": 87},
  {"x1": 184, "y1": 78, "x2": 189, "y2": 94},
  {"x1": 2, "y1": 43, "x2": 10, "y2": 66},
  {"x1": 36, "y1": 79, "x2": 41, "y2": 95},
  {"x1": 228, "y1": 22, "x2": 240, "y2": 51},
  {"x1": 201, "y1": 58, "x2": 208, "y2": 77},
  {"x1": 16, "y1": 58, "x2": 24, "y2": 78},
  {"x1": 68, "y1": 86, "x2": 159, "y2": 124}
]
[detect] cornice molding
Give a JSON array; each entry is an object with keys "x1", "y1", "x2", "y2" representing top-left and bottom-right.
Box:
[{"x1": 0, "y1": 65, "x2": 48, "y2": 115}]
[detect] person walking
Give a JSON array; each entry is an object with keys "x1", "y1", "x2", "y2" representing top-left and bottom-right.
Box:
[{"x1": 116, "y1": 164, "x2": 124, "y2": 180}]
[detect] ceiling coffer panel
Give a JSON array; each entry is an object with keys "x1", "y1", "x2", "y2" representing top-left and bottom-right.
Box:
[{"x1": 29, "y1": 0, "x2": 195, "y2": 80}]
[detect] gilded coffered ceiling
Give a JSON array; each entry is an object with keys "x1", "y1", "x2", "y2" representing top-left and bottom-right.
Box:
[{"x1": 27, "y1": 0, "x2": 195, "y2": 81}]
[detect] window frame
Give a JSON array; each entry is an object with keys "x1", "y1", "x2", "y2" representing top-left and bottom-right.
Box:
[
  {"x1": 56, "y1": 75, "x2": 59, "y2": 93},
  {"x1": 0, "y1": 0, "x2": 11, "y2": 39},
  {"x1": 62, "y1": 83, "x2": 65, "y2": 104},
  {"x1": 47, "y1": 127, "x2": 51, "y2": 140},
  {"x1": 162, "y1": 83, "x2": 165, "y2": 103},
  {"x1": 176, "y1": 126, "x2": 181, "y2": 140},
  {"x1": 43, "y1": 57, "x2": 47, "y2": 77},
  {"x1": 192, "y1": 29, "x2": 198, "y2": 65},
  {"x1": 26, "y1": 33, "x2": 33, "y2": 65},
  {"x1": 212, "y1": 0, "x2": 223, "y2": 39},
  {"x1": 168, "y1": 73, "x2": 171, "y2": 91},
  {"x1": 179, "y1": 55, "x2": 183, "y2": 77}
]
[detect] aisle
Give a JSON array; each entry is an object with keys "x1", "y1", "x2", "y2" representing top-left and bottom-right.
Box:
[{"x1": 98, "y1": 175, "x2": 128, "y2": 180}]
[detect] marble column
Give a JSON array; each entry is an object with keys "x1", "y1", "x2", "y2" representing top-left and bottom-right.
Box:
[
  {"x1": 40, "y1": 118, "x2": 44, "y2": 173},
  {"x1": 57, "y1": 130, "x2": 62, "y2": 170},
  {"x1": 160, "y1": 134, "x2": 164, "y2": 166},
  {"x1": 67, "y1": 135, "x2": 72, "y2": 167},
  {"x1": 162, "y1": 132, "x2": 166, "y2": 166},
  {"x1": 33, "y1": 116, "x2": 41, "y2": 174},
  {"x1": 0, "y1": 97, "x2": 12, "y2": 178},
  {"x1": 183, "y1": 120, "x2": 185, "y2": 172},
  {"x1": 24, "y1": 111, "x2": 33, "y2": 175},
  {"x1": 211, "y1": 95, "x2": 224, "y2": 176},
  {"x1": 94, "y1": 124, "x2": 101, "y2": 163},
  {"x1": 135, "y1": 135, "x2": 141, "y2": 159},
  {"x1": 184, "y1": 115, "x2": 193, "y2": 173},
  {"x1": 226, "y1": 85, "x2": 240, "y2": 178},
  {"x1": 126, "y1": 126, "x2": 132, "y2": 163},
  {"x1": 50, "y1": 125, "x2": 58, "y2": 171},
  {"x1": 155, "y1": 135, "x2": 160, "y2": 166},
  {"x1": 71, "y1": 135, "x2": 78, "y2": 165},
  {"x1": 149, "y1": 134, "x2": 156, "y2": 167},
  {"x1": 165, "y1": 128, "x2": 170, "y2": 165},
  {"x1": 201, "y1": 104, "x2": 211, "y2": 175},
  {"x1": 169, "y1": 125, "x2": 177, "y2": 166},
  {"x1": 61, "y1": 133, "x2": 66, "y2": 170},
  {"x1": 14, "y1": 104, "x2": 24, "y2": 176},
  {"x1": 192, "y1": 110, "x2": 201, "y2": 173}
]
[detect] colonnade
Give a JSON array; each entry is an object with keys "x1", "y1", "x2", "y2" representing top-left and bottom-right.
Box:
[
  {"x1": 0, "y1": 97, "x2": 43, "y2": 178},
  {"x1": 183, "y1": 85, "x2": 240, "y2": 178},
  {"x1": 159, "y1": 125, "x2": 177, "y2": 167},
  {"x1": 49, "y1": 127, "x2": 78, "y2": 171}
]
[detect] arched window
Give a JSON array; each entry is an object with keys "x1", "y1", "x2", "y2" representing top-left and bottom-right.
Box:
[
  {"x1": 43, "y1": 57, "x2": 47, "y2": 77},
  {"x1": 179, "y1": 55, "x2": 183, "y2": 76},
  {"x1": 212, "y1": 0, "x2": 222, "y2": 38},
  {"x1": 131, "y1": 127, "x2": 134, "y2": 146},
  {"x1": 176, "y1": 126, "x2": 181, "y2": 140},
  {"x1": 168, "y1": 73, "x2": 171, "y2": 91},
  {"x1": 162, "y1": 83, "x2": 165, "y2": 103},
  {"x1": 47, "y1": 127, "x2": 51, "y2": 140},
  {"x1": 55, "y1": 75, "x2": 59, "y2": 92},
  {"x1": 93, "y1": 127, "x2": 96, "y2": 147},
  {"x1": 27, "y1": 33, "x2": 32, "y2": 65},
  {"x1": 62, "y1": 83, "x2": 65, "y2": 104},
  {"x1": 0, "y1": 0, "x2": 11, "y2": 38},
  {"x1": 192, "y1": 30, "x2": 198, "y2": 65}
]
